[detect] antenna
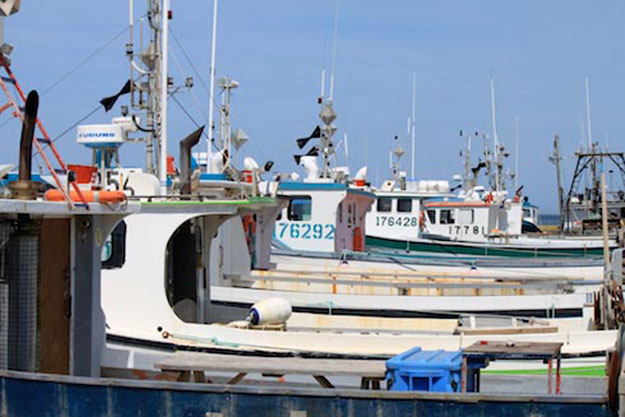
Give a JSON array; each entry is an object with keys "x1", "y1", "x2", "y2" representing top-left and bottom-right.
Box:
[
  {"x1": 328, "y1": 0, "x2": 339, "y2": 102},
  {"x1": 585, "y1": 76, "x2": 592, "y2": 149},
  {"x1": 207, "y1": 0, "x2": 218, "y2": 172},
  {"x1": 159, "y1": 0, "x2": 170, "y2": 194},
  {"x1": 343, "y1": 132, "x2": 348, "y2": 159},
  {"x1": 515, "y1": 115, "x2": 519, "y2": 190},
  {"x1": 411, "y1": 72, "x2": 416, "y2": 179},
  {"x1": 489, "y1": 75, "x2": 500, "y2": 192},
  {"x1": 319, "y1": 68, "x2": 326, "y2": 104}
]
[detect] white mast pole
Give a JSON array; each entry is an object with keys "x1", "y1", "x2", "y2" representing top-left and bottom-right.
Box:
[
  {"x1": 515, "y1": 115, "x2": 519, "y2": 191},
  {"x1": 585, "y1": 76, "x2": 592, "y2": 150},
  {"x1": 159, "y1": 0, "x2": 169, "y2": 194},
  {"x1": 129, "y1": 0, "x2": 133, "y2": 28},
  {"x1": 490, "y1": 76, "x2": 500, "y2": 192},
  {"x1": 207, "y1": 0, "x2": 218, "y2": 172},
  {"x1": 319, "y1": 68, "x2": 325, "y2": 104},
  {"x1": 411, "y1": 72, "x2": 416, "y2": 179},
  {"x1": 328, "y1": 0, "x2": 339, "y2": 102}
]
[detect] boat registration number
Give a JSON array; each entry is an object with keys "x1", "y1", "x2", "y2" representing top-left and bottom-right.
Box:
[
  {"x1": 375, "y1": 216, "x2": 418, "y2": 227},
  {"x1": 449, "y1": 225, "x2": 485, "y2": 235},
  {"x1": 275, "y1": 222, "x2": 335, "y2": 240}
]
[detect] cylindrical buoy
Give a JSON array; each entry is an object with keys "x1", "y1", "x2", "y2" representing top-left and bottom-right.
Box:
[
  {"x1": 44, "y1": 189, "x2": 126, "y2": 203},
  {"x1": 248, "y1": 297, "x2": 292, "y2": 326}
]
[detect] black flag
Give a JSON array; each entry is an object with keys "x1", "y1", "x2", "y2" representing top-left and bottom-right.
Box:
[
  {"x1": 100, "y1": 80, "x2": 133, "y2": 112},
  {"x1": 296, "y1": 126, "x2": 321, "y2": 149},
  {"x1": 293, "y1": 146, "x2": 319, "y2": 165}
]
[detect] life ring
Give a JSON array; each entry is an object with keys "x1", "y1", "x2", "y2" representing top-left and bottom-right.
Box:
[{"x1": 44, "y1": 189, "x2": 126, "y2": 203}]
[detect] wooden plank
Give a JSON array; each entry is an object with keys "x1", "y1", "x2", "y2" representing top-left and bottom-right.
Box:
[
  {"x1": 155, "y1": 353, "x2": 386, "y2": 378},
  {"x1": 227, "y1": 372, "x2": 247, "y2": 385},
  {"x1": 457, "y1": 326, "x2": 558, "y2": 336},
  {"x1": 38, "y1": 218, "x2": 70, "y2": 375},
  {"x1": 313, "y1": 375, "x2": 334, "y2": 388},
  {"x1": 463, "y1": 341, "x2": 563, "y2": 359}
]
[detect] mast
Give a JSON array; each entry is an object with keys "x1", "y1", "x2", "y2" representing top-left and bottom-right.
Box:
[
  {"x1": 159, "y1": 0, "x2": 169, "y2": 194},
  {"x1": 550, "y1": 134, "x2": 564, "y2": 231},
  {"x1": 459, "y1": 130, "x2": 473, "y2": 191},
  {"x1": 126, "y1": 0, "x2": 166, "y2": 176},
  {"x1": 410, "y1": 73, "x2": 416, "y2": 179},
  {"x1": 318, "y1": 0, "x2": 340, "y2": 179},
  {"x1": 207, "y1": 0, "x2": 218, "y2": 173},
  {"x1": 514, "y1": 115, "x2": 519, "y2": 191},
  {"x1": 585, "y1": 76, "x2": 593, "y2": 151},
  {"x1": 489, "y1": 76, "x2": 501, "y2": 192}
]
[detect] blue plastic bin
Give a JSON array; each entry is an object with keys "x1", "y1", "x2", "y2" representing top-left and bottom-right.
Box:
[{"x1": 386, "y1": 347, "x2": 485, "y2": 392}]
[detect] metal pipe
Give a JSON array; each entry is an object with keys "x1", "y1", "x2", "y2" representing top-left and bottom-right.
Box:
[
  {"x1": 18, "y1": 90, "x2": 38, "y2": 182},
  {"x1": 179, "y1": 126, "x2": 204, "y2": 195},
  {"x1": 207, "y1": 0, "x2": 218, "y2": 173},
  {"x1": 159, "y1": 0, "x2": 169, "y2": 195}
]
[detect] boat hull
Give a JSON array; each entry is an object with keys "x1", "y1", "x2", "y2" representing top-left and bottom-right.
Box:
[
  {"x1": 366, "y1": 235, "x2": 607, "y2": 258},
  {"x1": 0, "y1": 370, "x2": 610, "y2": 417}
]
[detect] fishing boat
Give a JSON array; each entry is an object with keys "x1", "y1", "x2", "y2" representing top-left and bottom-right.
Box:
[{"x1": 0, "y1": 3, "x2": 622, "y2": 416}]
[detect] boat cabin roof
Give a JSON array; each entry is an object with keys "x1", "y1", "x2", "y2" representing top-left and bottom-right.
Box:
[
  {"x1": 423, "y1": 197, "x2": 489, "y2": 209},
  {"x1": 278, "y1": 182, "x2": 375, "y2": 199}
]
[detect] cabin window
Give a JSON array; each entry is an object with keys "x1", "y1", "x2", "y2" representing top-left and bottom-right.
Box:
[
  {"x1": 440, "y1": 209, "x2": 455, "y2": 224},
  {"x1": 397, "y1": 198, "x2": 412, "y2": 213},
  {"x1": 377, "y1": 198, "x2": 392, "y2": 212},
  {"x1": 522, "y1": 208, "x2": 530, "y2": 218},
  {"x1": 102, "y1": 220, "x2": 126, "y2": 269},
  {"x1": 288, "y1": 197, "x2": 312, "y2": 221},
  {"x1": 457, "y1": 209, "x2": 474, "y2": 224},
  {"x1": 426, "y1": 210, "x2": 436, "y2": 224},
  {"x1": 338, "y1": 202, "x2": 343, "y2": 223}
]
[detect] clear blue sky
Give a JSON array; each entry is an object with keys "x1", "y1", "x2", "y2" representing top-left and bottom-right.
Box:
[{"x1": 4, "y1": 1, "x2": 625, "y2": 212}]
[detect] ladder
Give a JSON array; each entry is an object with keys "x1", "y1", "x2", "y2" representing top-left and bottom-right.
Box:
[{"x1": 0, "y1": 54, "x2": 88, "y2": 209}]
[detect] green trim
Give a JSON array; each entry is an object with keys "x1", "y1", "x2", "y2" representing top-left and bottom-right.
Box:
[
  {"x1": 483, "y1": 365, "x2": 605, "y2": 378},
  {"x1": 365, "y1": 235, "x2": 605, "y2": 258}
]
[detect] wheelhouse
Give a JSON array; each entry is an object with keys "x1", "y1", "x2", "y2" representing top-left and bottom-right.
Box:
[{"x1": 275, "y1": 182, "x2": 374, "y2": 253}]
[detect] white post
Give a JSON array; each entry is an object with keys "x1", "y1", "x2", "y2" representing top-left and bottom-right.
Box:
[
  {"x1": 515, "y1": 115, "x2": 519, "y2": 191},
  {"x1": 319, "y1": 68, "x2": 326, "y2": 103},
  {"x1": 207, "y1": 0, "x2": 219, "y2": 173},
  {"x1": 490, "y1": 76, "x2": 499, "y2": 192},
  {"x1": 159, "y1": 0, "x2": 169, "y2": 195},
  {"x1": 129, "y1": 0, "x2": 133, "y2": 27},
  {"x1": 328, "y1": 0, "x2": 339, "y2": 102},
  {"x1": 411, "y1": 72, "x2": 416, "y2": 179},
  {"x1": 585, "y1": 76, "x2": 592, "y2": 149}
]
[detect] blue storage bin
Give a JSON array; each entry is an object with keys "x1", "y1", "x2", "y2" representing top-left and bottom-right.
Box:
[{"x1": 386, "y1": 347, "x2": 484, "y2": 393}]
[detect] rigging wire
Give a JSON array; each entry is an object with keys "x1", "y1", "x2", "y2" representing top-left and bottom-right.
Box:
[
  {"x1": 170, "y1": 28, "x2": 211, "y2": 97},
  {"x1": 168, "y1": 47, "x2": 210, "y2": 126},
  {"x1": 50, "y1": 105, "x2": 102, "y2": 144},
  {"x1": 40, "y1": 15, "x2": 146, "y2": 97}
]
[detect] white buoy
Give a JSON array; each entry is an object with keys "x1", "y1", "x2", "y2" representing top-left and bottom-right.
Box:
[{"x1": 248, "y1": 298, "x2": 292, "y2": 326}]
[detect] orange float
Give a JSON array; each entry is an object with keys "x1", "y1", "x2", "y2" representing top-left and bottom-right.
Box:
[{"x1": 44, "y1": 189, "x2": 126, "y2": 203}]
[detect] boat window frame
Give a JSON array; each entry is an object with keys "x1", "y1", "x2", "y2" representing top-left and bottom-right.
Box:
[
  {"x1": 377, "y1": 197, "x2": 392, "y2": 213},
  {"x1": 287, "y1": 196, "x2": 312, "y2": 221},
  {"x1": 102, "y1": 220, "x2": 126, "y2": 269},
  {"x1": 439, "y1": 209, "x2": 455, "y2": 225},
  {"x1": 426, "y1": 209, "x2": 436, "y2": 224},
  {"x1": 397, "y1": 198, "x2": 412, "y2": 213},
  {"x1": 457, "y1": 208, "x2": 474, "y2": 224}
]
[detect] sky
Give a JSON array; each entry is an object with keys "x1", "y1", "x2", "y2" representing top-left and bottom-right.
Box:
[{"x1": 3, "y1": 1, "x2": 625, "y2": 212}]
